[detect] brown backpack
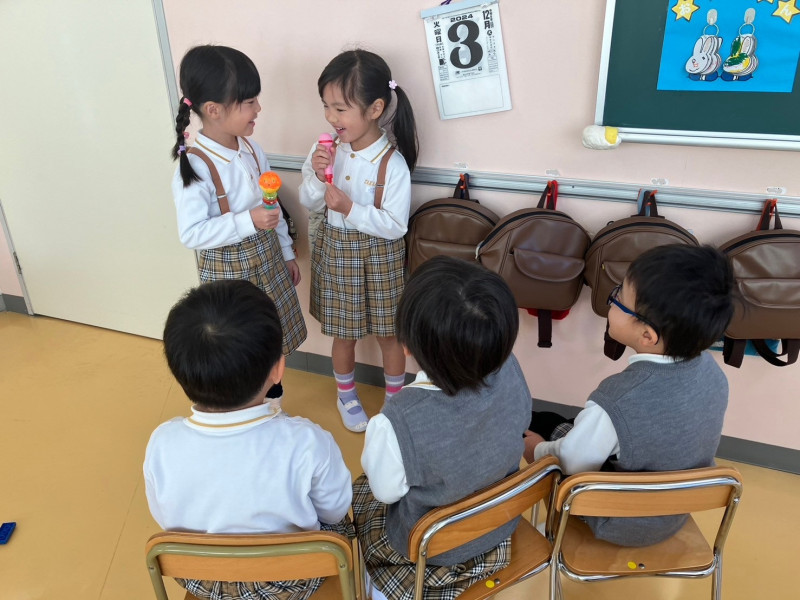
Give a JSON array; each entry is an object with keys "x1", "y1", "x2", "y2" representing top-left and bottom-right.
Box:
[
  {"x1": 405, "y1": 174, "x2": 499, "y2": 275},
  {"x1": 720, "y1": 199, "x2": 800, "y2": 367},
  {"x1": 477, "y1": 181, "x2": 590, "y2": 347},
  {"x1": 583, "y1": 190, "x2": 699, "y2": 359}
]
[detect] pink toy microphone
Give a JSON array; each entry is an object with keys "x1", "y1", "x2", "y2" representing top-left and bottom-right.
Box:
[{"x1": 318, "y1": 133, "x2": 334, "y2": 183}]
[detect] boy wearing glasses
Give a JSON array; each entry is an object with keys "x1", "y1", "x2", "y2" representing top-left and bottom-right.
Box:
[{"x1": 524, "y1": 244, "x2": 735, "y2": 546}]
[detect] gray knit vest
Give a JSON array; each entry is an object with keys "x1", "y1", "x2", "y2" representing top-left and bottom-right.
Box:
[
  {"x1": 588, "y1": 352, "x2": 728, "y2": 546},
  {"x1": 382, "y1": 354, "x2": 532, "y2": 565}
]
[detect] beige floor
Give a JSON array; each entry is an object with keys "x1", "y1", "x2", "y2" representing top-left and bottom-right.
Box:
[{"x1": 0, "y1": 311, "x2": 798, "y2": 599}]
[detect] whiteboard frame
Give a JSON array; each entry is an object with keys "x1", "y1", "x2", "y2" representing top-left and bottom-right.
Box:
[{"x1": 594, "y1": 0, "x2": 800, "y2": 152}]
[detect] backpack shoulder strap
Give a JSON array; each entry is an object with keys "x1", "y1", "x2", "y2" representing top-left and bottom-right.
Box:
[
  {"x1": 604, "y1": 322, "x2": 626, "y2": 360},
  {"x1": 753, "y1": 339, "x2": 799, "y2": 367},
  {"x1": 373, "y1": 147, "x2": 396, "y2": 209},
  {"x1": 723, "y1": 336, "x2": 746, "y2": 367},
  {"x1": 186, "y1": 147, "x2": 230, "y2": 215}
]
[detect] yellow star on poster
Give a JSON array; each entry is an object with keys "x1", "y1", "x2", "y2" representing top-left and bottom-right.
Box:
[
  {"x1": 758, "y1": 0, "x2": 775, "y2": 4},
  {"x1": 774, "y1": 0, "x2": 800, "y2": 23},
  {"x1": 672, "y1": 0, "x2": 699, "y2": 21}
]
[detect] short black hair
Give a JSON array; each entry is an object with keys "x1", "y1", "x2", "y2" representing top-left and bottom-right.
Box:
[
  {"x1": 626, "y1": 244, "x2": 735, "y2": 360},
  {"x1": 396, "y1": 256, "x2": 519, "y2": 395},
  {"x1": 163, "y1": 280, "x2": 283, "y2": 410}
]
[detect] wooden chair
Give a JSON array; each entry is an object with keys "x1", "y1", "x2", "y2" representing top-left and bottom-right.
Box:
[
  {"x1": 145, "y1": 530, "x2": 358, "y2": 600},
  {"x1": 549, "y1": 466, "x2": 743, "y2": 600},
  {"x1": 404, "y1": 455, "x2": 561, "y2": 600}
]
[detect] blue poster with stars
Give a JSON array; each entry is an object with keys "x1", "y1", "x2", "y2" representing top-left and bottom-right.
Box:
[
  {"x1": 657, "y1": 0, "x2": 800, "y2": 93},
  {"x1": 596, "y1": 0, "x2": 800, "y2": 145}
]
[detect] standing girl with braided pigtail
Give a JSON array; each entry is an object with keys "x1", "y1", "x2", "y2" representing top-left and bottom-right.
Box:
[
  {"x1": 171, "y1": 45, "x2": 306, "y2": 406},
  {"x1": 299, "y1": 49, "x2": 418, "y2": 433}
]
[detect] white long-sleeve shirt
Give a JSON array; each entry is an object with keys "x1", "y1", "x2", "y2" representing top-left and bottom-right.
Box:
[
  {"x1": 533, "y1": 354, "x2": 678, "y2": 474},
  {"x1": 172, "y1": 133, "x2": 295, "y2": 260},
  {"x1": 144, "y1": 404, "x2": 352, "y2": 533},
  {"x1": 299, "y1": 132, "x2": 411, "y2": 240}
]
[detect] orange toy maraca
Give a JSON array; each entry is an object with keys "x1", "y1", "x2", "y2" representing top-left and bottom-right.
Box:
[
  {"x1": 258, "y1": 172, "x2": 281, "y2": 231},
  {"x1": 258, "y1": 172, "x2": 282, "y2": 208}
]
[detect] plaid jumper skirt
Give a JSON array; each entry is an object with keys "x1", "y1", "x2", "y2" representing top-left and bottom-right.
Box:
[
  {"x1": 309, "y1": 148, "x2": 405, "y2": 340},
  {"x1": 188, "y1": 143, "x2": 306, "y2": 355},
  {"x1": 352, "y1": 475, "x2": 510, "y2": 600},
  {"x1": 176, "y1": 517, "x2": 356, "y2": 600}
]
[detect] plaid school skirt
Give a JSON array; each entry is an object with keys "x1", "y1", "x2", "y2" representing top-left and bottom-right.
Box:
[
  {"x1": 198, "y1": 229, "x2": 307, "y2": 355},
  {"x1": 176, "y1": 517, "x2": 356, "y2": 600},
  {"x1": 351, "y1": 475, "x2": 510, "y2": 600},
  {"x1": 310, "y1": 222, "x2": 405, "y2": 340}
]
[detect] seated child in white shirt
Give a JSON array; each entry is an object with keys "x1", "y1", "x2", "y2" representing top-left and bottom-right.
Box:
[
  {"x1": 525, "y1": 244, "x2": 735, "y2": 547},
  {"x1": 144, "y1": 280, "x2": 353, "y2": 600},
  {"x1": 352, "y1": 256, "x2": 532, "y2": 600}
]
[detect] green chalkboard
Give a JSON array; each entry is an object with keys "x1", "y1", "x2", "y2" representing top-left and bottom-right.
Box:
[{"x1": 600, "y1": 0, "x2": 800, "y2": 138}]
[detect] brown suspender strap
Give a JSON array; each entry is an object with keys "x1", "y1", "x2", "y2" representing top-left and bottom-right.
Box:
[
  {"x1": 373, "y1": 147, "x2": 396, "y2": 209},
  {"x1": 186, "y1": 148, "x2": 230, "y2": 215}
]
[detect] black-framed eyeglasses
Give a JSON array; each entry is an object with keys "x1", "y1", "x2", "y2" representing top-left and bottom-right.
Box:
[{"x1": 607, "y1": 284, "x2": 660, "y2": 336}]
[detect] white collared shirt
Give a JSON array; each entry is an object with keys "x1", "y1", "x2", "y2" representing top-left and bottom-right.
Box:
[
  {"x1": 172, "y1": 133, "x2": 295, "y2": 259},
  {"x1": 143, "y1": 403, "x2": 351, "y2": 533},
  {"x1": 299, "y1": 132, "x2": 411, "y2": 240},
  {"x1": 533, "y1": 353, "x2": 680, "y2": 474}
]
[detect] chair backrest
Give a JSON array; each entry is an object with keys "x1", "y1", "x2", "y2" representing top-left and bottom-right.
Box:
[
  {"x1": 407, "y1": 455, "x2": 561, "y2": 561},
  {"x1": 555, "y1": 466, "x2": 743, "y2": 518},
  {"x1": 145, "y1": 530, "x2": 356, "y2": 600}
]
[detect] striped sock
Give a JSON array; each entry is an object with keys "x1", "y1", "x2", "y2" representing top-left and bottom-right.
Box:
[
  {"x1": 384, "y1": 372, "x2": 406, "y2": 401},
  {"x1": 334, "y1": 370, "x2": 358, "y2": 402}
]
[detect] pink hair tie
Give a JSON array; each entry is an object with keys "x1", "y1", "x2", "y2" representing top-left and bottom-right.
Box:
[
  {"x1": 178, "y1": 145, "x2": 187, "y2": 155},
  {"x1": 388, "y1": 80, "x2": 398, "y2": 90},
  {"x1": 182, "y1": 97, "x2": 193, "y2": 107}
]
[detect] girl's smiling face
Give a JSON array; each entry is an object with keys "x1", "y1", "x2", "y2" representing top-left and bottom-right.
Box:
[
  {"x1": 222, "y1": 97, "x2": 261, "y2": 138},
  {"x1": 200, "y1": 96, "x2": 261, "y2": 150},
  {"x1": 321, "y1": 83, "x2": 383, "y2": 152}
]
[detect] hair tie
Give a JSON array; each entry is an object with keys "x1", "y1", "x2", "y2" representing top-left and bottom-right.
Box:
[
  {"x1": 388, "y1": 80, "x2": 398, "y2": 90},
  {"x1": 182, "y1": 97, "x2": 192, "y2": 107},
  {"x1": 178, "y1": 145, "x2": 187, "y2": 155}
]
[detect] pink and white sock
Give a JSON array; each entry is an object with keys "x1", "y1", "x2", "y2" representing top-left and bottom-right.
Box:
[
  {"x1": 334, "y1": 370, "x2": 358, "y2": 402},
  {"x1": 384, "y1": 372, "x2": 406, "y2": 401}
]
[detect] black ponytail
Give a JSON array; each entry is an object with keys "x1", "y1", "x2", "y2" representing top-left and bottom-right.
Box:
[
  {"x1": 172, "y1": 99, "x2": 199, "y2": 186},
  {"x1": 171, "y1": 45, "x2": 261, "y2": 187},
  {"x1": 387, "y1": 85, "x2": 418, "y2": 173}
]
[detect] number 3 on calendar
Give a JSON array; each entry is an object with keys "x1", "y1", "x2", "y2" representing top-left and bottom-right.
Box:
[{"x1": 448, "y1": 20, "x2": 483, "y2": 69}]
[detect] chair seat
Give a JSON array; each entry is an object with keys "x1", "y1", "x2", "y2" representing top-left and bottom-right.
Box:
[
  {"x1": 458, "y1": 518, "x2": 552, "y2": 600},
  {"x1": 559, "y1": 515, "x2": 713, "y2": 577}
]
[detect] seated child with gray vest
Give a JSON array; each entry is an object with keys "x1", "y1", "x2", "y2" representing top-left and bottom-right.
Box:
[
  {"x1": 352, "y1": 256, "x2": 532, "y2": 600},
  {"x1": 144, "y1": 280, "x2": 353, "y2": 600},
  {"x1": 525, "y1": 244, "x2": 735, "y2": 546}
]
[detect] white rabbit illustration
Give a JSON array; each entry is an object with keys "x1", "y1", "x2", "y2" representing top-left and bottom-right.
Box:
[
  {"x1": 685, "y1": 35, "x2": 723, "y2": 80},
  {"x1": 686, "y1": 10, "x2": 723, "y2": 82}
]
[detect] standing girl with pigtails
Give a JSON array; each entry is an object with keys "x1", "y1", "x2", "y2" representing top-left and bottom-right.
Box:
[
  {"x1": 299, "y1": 49, "x2": 418, "y2": 433},
  {"x1": 172, "y1": 45, "x2": 306, "y2": 405}
]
